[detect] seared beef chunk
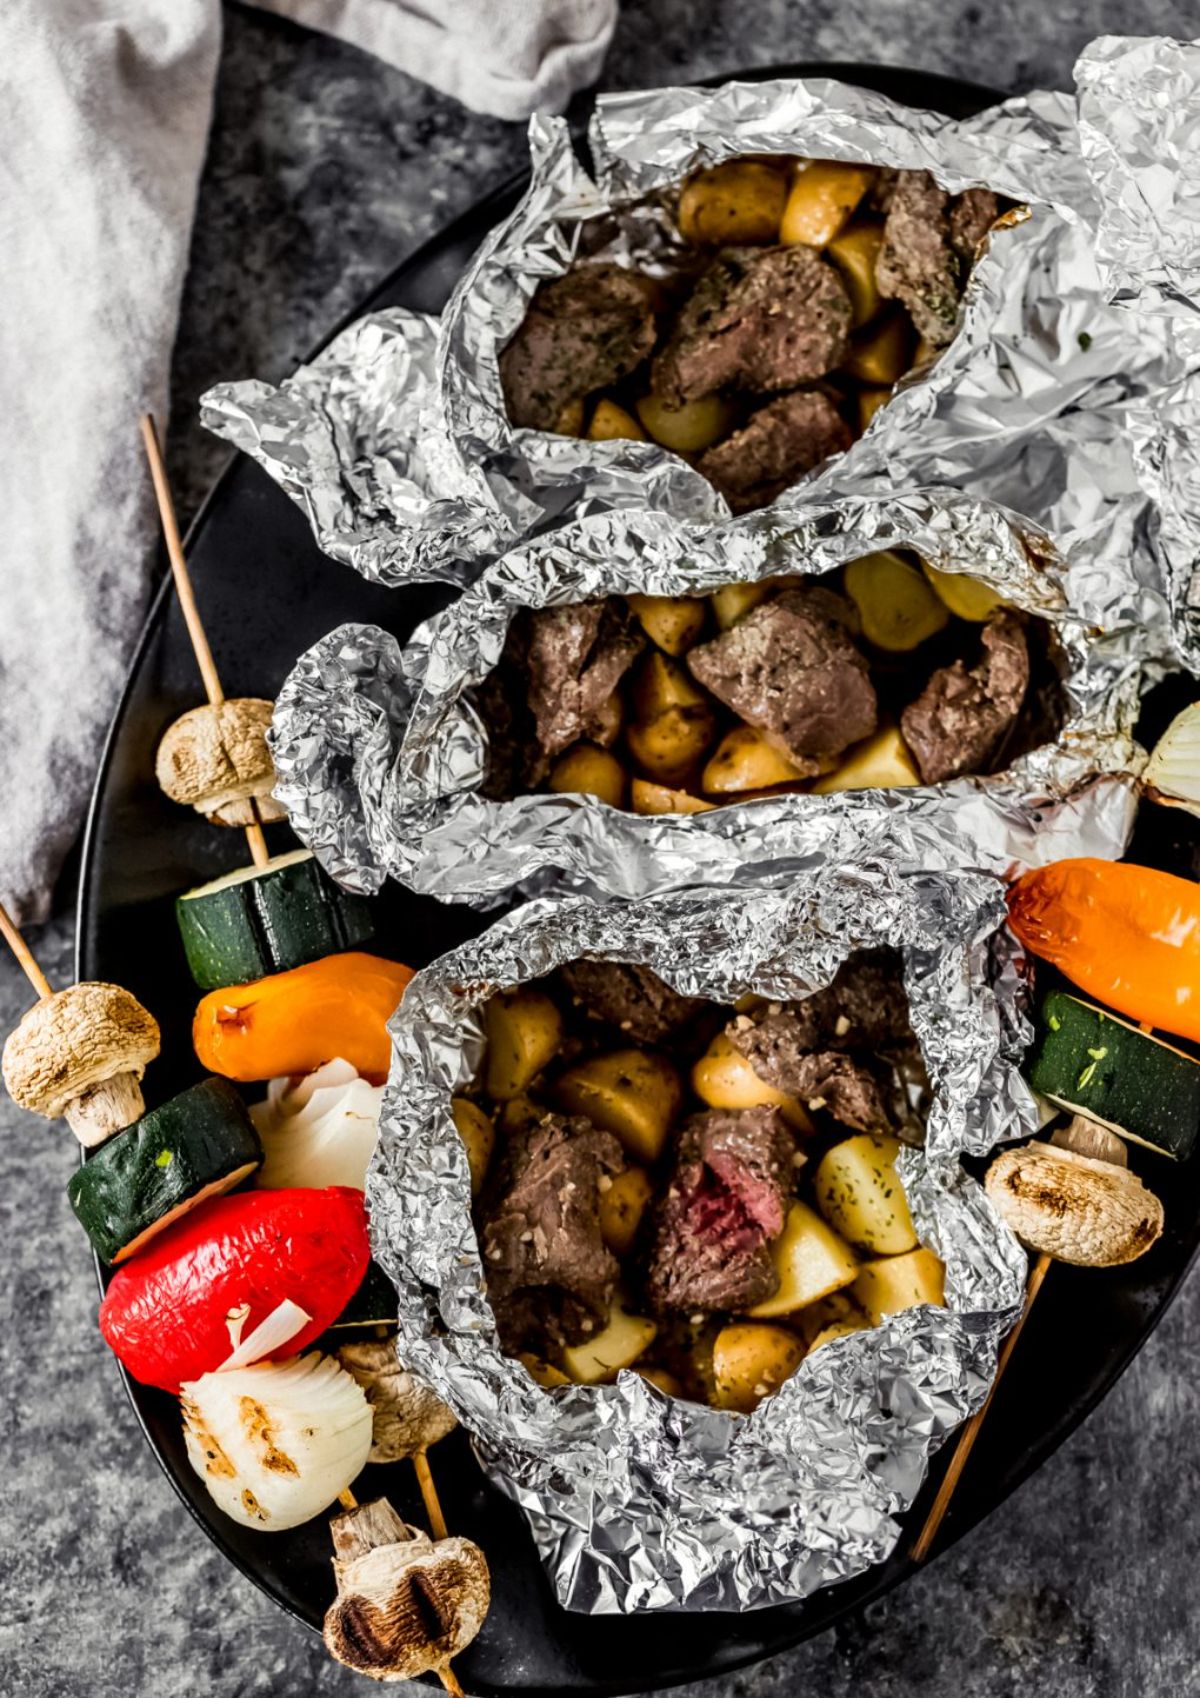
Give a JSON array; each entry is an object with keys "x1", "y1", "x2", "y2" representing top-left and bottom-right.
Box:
[
  {"x1": 525, "y1": 600, "x2": 645, "y2": 763},
  {"x1": 653, "y1": 246, "x2": 853, "y2": 406},
  {"x1": 876, "y1": 170, "x2": 1000, "y2": 348},
  {"x1": 499, "y1": 263, "x2": 658, "y2": 432},
  {"x1": 482, "y1": 1113, "x2": 623, "y2": 1357},
  {"x1": 645, "y1": 1107, "x2": 796, "y2": 1314},
  {"x1": 560, "y1": 959, "x2": 706, "y2": 1044},
  {"x1": 686, "y1": 586, "x2": 876, "y2": 766},
  {"x1": 697, "y1": 391, "x2": 853, "y2": 513},
  {"x1": 785, "y1": 1051, "x2": 889, "y2": 1130},
  {"x1": 900, "y1": 613, "x2": 1030, "y2": 785}
]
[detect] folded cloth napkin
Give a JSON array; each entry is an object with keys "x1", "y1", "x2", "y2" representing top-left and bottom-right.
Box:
[{"x1": 0, "y1": 0, "x2": 615, "y2": 924}]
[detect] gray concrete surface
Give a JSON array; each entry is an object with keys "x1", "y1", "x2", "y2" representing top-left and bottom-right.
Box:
[{"x1": 4, "y1": 3, "x2": 1200, "y2": 1695}]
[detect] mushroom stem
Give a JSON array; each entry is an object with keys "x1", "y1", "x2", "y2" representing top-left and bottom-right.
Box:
[
  {"x1": 0, "y1": 901, "x2": 53, "y2": 1000},
  {"x1": 64, "y1": 1072, "x2": 147, "y2": 1147}
]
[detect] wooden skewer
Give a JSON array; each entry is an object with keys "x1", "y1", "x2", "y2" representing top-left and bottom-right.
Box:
[
  {"x1": 438, "y1": 1664, "x2": 466, "y2": 1697},
  {"x1": 139, "y1": 414, "x2": 270, "y2": 871},
  {"x1": 412, "y1": 1450, "x2": 448, "y2": 1541},
  {"x1": 338, "y1": 1487, "x2": 358, "y2": 1511},
  {"x1": 911, "y1": 1249, "x2": 1052, "y2": 1563},
  {"x1": 0, "y1": 901, "x2": 54, "y2": 1001}
]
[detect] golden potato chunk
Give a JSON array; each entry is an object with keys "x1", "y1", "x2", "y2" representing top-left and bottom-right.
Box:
[
  {"x1": 626, "y1": 593, "x2": 707, "y2": 656},
  {"x1": 853, "y1": 1247, "x2": 946, "y2": 1325},
  {"x1": 815, "y1": 1134, "x2": 918, "y2": 1254},
  {"x1": 811, "y1": 726, "x2": 921, "y2": 793},
  {"x1": 599, "y1": 1165, "x2": 654, "y2": 1256},
  {"x1": 553, "y1": 398, "x2": 587, "y2": 436},
  {"x1": 691, "y1": 1031, "x2": 813, "y2": 1133},
  {"x1": 781, "y1": 160, "x2": 875, "y2": 247},
  {"x1": 678, "y1": 160, "x2": 789, "y2": 246},
  {"x1": 547, "y1": 743, "x2": 627, "y2": 808},
  {"x1": 588, "y1": 399, "x2": 647, "y2": 442},
  {"x1": 826, "y1": 218, "x2": 885, "y2": 326},
  {"x1": 555, "y1": 1048, "x2": 683, "y2": 1163},
  {"x1": 702, "y1": 725, "x2": 811, "y2": 794},
  {"x1": 843, "y1": 311, "x2": 914, "y2": 385},
  {"x1": 497, "y1": 1092, "x2": 546, "y2": 1136},
  {"x1": 921, "y1": 561, "x2": 1007, "y2": 622},
  {"x1": 484, "y1": 988, "x2": 563, "y2": 1101},
  {"x1": 710, "y1": 580, "x2": 774, "y2": 629},
  {"x1": 857, "y1": 387, "x2": 891, "y2": 432},
  {"x1": 843, "y1": 551, "x2": 950, "y2": 651},
  {"x1": 746, "y1": 1201, "x2": 859, "y2": 1318},
  {"x1": 519, "y1": 1352, "x2": 570, "y2": 1389},
  {"x1": 637, "y1": 1366, "x2": 684, "y2": 1397},
  {"x1": 631, "y1": 651, "x2": 710, "y2": 720},
  {"x1": 561, "y1": 1299, "x2": 658, "y2": 1384},
  {"x1": 636, "y1": 391, "x2": 735, "y2": 454},
  {"x1": 630, "y1": 780, "x2": 715, "y2": 815},
  {"x1": 450, "y1": 1097, "x2": 495, "y2": 1196},
  {"x1": 807, "y1": 1317, "x2": 869, "y2": 1353},
  {"x1": 626, "y1": 705, "x2": 717, "y2": 785},
  {"x1": 712, "y1": 1322, "x2": 805, "y2": 1412}
]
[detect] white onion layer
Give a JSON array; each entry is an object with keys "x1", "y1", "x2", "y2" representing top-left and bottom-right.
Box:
[{"x1": 251, "y1": 1058, "x2": 383, "y2": 1191}]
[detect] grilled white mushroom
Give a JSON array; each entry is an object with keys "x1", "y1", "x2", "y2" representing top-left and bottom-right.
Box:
[
  {"x1": 323, "y1": 1496, "x2": 490, "y2": 1682},
  {"x1": 1050, "y1": 1114, "x2": 1128, "y2": 1167},
  {"x1": 335, "y1": 1338, "x2": 457, "y2": 1464},
  {"x1": 2, "y1": 982, "x2": 160, "y2": 1145},
  {"x1": 155, "y1": 698, "x2": 287, "y2": 826},
  {"x1": 985, "y1": 1139, "x2": 1163, "y2": 1267}
]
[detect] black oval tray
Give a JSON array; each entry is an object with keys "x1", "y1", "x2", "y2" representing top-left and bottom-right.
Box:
[{"x1": 76, "y1": 60, "x2": 1200, "y2": 1697}]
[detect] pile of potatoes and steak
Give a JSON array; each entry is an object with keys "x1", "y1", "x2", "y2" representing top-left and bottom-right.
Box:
[
  {"x1": 452, "y1": 951, "x2": 946, "y2": 1412},
  {"x1": 499, "y1": 159, "x2": 1007, "y2": 511},
  {"x1": 477, "y1": 560, "x2": 1063, "y2": 815}
]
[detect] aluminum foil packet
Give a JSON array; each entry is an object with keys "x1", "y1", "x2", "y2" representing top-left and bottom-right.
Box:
[
  {"x1": 368, "y1": 866, "x2": 1032, "y2": 1612},
  {"x1": 201, "y1": 36, "x2": 1200, "y2": 659},
  {"x1": 270, "y1": 490, "x2": 1146, "y2": 908}
]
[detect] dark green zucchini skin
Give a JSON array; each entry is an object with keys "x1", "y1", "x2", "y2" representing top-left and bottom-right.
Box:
[
  {"x1": 1028, "y1": 992, "x2": 1200, "y2": 1161},
  {"x1": 176, "y1": 854, "x2": 373, "y2": 989},
  {"x1": 67, "y1": 1078, "x2": 263, "y2": 1264},
  {"x1": 328, "y1": 1260, "x2": 399, "y2": 1330}
]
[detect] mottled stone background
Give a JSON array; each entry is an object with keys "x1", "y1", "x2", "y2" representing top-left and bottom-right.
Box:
[{"x1": 4, "y1": 3, "x2": 1200, "y2": 1695}]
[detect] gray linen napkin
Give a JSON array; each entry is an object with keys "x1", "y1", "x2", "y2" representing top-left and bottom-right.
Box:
[{"x1": 0, "y1": 0, "x2": 615, "y2": 922}]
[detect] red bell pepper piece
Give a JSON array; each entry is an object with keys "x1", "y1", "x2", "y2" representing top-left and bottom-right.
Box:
[{"x1": 98, "y1": 1185, "x2": 369, "y2": 1393}]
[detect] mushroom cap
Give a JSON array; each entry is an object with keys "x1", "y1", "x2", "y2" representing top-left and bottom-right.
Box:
[
  {"x1": 155, "y1": 699, "x2": 279, "y2": 814},
  {"x1": 325, "y1": 1503, "x2": 490, "y2": 1680},
  {"x1": 336, "y1": 1337, "x2": 457, "y2": 1462},
  {"x1": 985, "y1": 1140, "x2": 1163, "y2": 1267},
  {"x1": 2, "y1": 983, "x2": 160, "y2": 1119}
]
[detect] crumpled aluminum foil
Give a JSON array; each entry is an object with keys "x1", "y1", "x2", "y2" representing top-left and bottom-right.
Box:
[
  {"x1": 367, "y1": 868, "x2": 1032, "y2": 1612},
  {"x1": 200, "y1": 38, "x2": 1200, "y2": 657},
  {"x1": 270, "y1": 491, "x2": 1146, "y2": 907}
]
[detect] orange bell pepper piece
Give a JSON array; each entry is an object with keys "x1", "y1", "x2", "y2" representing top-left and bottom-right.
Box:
[
  {"x1": 1008, "y1": 858, "x2": 1200, "y2": 1042},
  {"x1": 193, "y1": 951, "x2": 414, "y2": 1084}
]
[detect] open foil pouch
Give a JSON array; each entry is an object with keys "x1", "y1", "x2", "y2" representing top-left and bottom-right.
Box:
[
  {"x1": 366, "y1": 867, "x2": 1031, "y2": 1612},
  {"x1": 270, "y1": 492, "x2": 1151, "y2": 906},
  {"x1": 202, "y1": 34, "x2": 1200, "y2": 642}
]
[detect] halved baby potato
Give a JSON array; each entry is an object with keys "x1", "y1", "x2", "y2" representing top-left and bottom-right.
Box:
[
  {"x1": 853, "y1": 1246, "x2": 945, "y2": 1325},
  {"x1": 857, "y1": 387, "x2": 891, "y2": 432},
  {"x1": 710, "y1": 580, "x2": 774, "y2": 630},
  {"x1": 636, "y1": 391, "x2": 735, "y2": 454},
  {"x1": 811, "y1": 726, "x2": 921, "y2": 793},
  {"x1": 630, "y1": 779, "x2": 715, "y2": 815},
  {"x1": 826, "y1": 218, "x2": 885, "y2": 326},
  {"x1": 599, "y1": 1165, "x2": 654, "y2": 1257},
  {"x1": 746, "y1": 1201, "x2": 859, "y2": 1318},
  {"x1": 561, "y1": 1298, "x2": 658, "y2": 1384},
  {"x1": 807, "y1": 1317, "x2": 870, "y2": 1353},
  {"x1": 692, "y1": 1031, "x2": 813, "y2": 1133},
  {"x1": 678, "y1": 160, "x2": 790, "y2": 246},
  {"x1": 843, "y1": 551, "x2": 950, "y2": 651},
  {"x1": 548, "y1": 743, "x2": 627, "y2": 808},
  {"x1": 712, "y1": 1321, "x2": 805, "y2": 1412},
  {"x1": 781, "y1": 160, "x2": 875, "y2": 249},
  {"x1": 631, "y1": 651, "x2": 710, "y2": 720},
  {"x1": 815, "y1": 1133, "x2": 918, "y2": 1255},
  {"x1": 637, "y1": 1366, "x2": 684, "y2": 1397},
  {"x1": 843, "y1": 311, "x2": 914, "y2": 386},
  {"x1": 555, "y1": 1048, "x2": 683, "y2": 1163},
  {"x1": 484, "y1": 988, "x2": 563, "y2": 1101},
  {"x1": 519, "y1": 1352, "x2": 570, "y2": 1389},
  {"x1": 588, "y1": 399, "x2": 646, "y2": 442},
  {"x1": 702, "y1": 726, "x2": 811, "y2": 794},
  {"x1": 626, "y1": 593, "x2": 707, "y2": 656},
  {"x1": 450, "y1": 1097, "x2": 495, "y2": 1196},
  {"x1": 921, "y1": 561, "x2": 1008, "y2": 622},
  {"x1": 553, "y1": 398, "x2": 587, "y2": 436},
  {"x1": 627, "y1": 705, "x2": 717, "y2": 785}
]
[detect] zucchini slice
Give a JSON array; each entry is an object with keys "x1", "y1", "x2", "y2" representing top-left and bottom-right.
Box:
[
  {"x1": 67, "y1": 1077, "x2": 263, "y2": 1263},
  {"x1": 1028, "y1": 992, "x2": 1200, "y2": 1161},
  {"x1": 328, "y1": 1260, "x2": 399, "y2": 1332},
  {"x1": 176, "y1": 849, "x2": 373, "y2": 990}
]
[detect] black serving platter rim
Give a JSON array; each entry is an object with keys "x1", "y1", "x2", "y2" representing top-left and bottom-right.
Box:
[{"x1": 74, "y1": 58, "x2": 1200, "y2": 1697}]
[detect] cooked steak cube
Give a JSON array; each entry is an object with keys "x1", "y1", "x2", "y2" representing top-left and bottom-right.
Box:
[
  {"x1": 900, "y1": 613, "x2": 1030, "y2": 784},
  {"x1": 787, "y1": 1051, "x2": 890, "y2": 1130},
  {"x1": 645, "y1": 1107, "x2": 797, "y2": 1314},
  {"x1": 652, "y1": 245, "x2": 853, "y2": 406},
  {"x1": 499, "y1": 263, "x2": 658, "y2": 432},
  {"x1": 686, "y1": 587, "x2": 876, "y2": 765},
  {"x1": 697, "y1": 390, "x2": 853, "y2": 513},
  {"x1": 525, "y1": 599, "x2": 645, "y2": 761},
  {"x1": 482, "y1": 1113, "x2": 623, "y2": 1357},
  {"x1": 559, "y1": 959, "x2": 706, "y2": 1044},
  {"x1": 875, "y1": 170, "x2": 1000, "y2": 348}
]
